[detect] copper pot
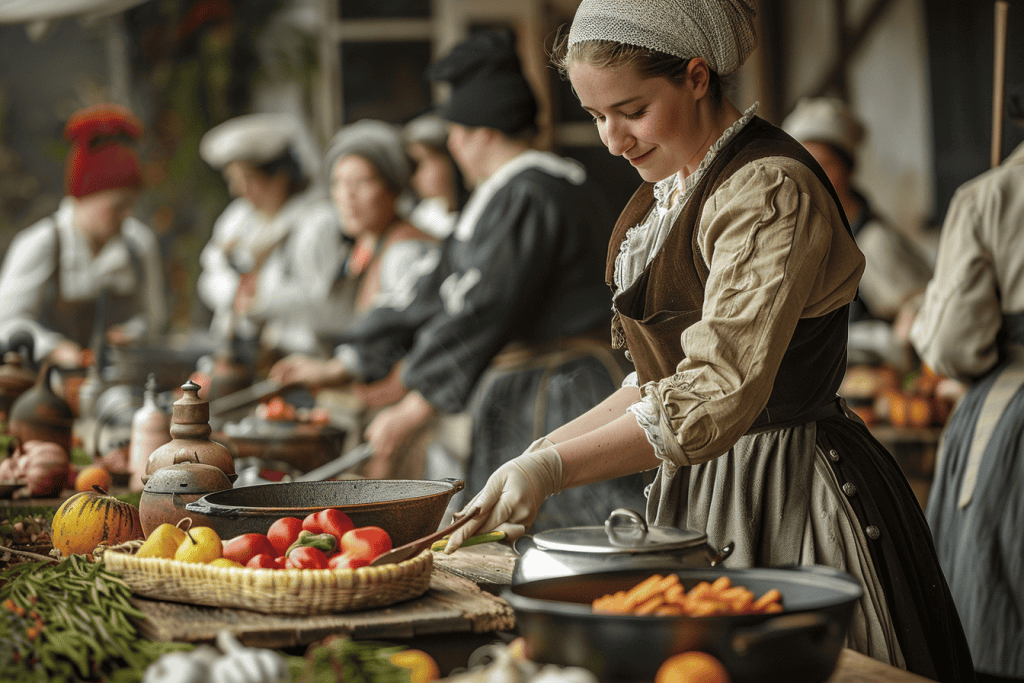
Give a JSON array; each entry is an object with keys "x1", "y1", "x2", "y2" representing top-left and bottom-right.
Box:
[
  {"x1": 139, "y1": 460, "x2": 233, "y2": 536},
  {"x1": 8, "y1": 364, "x2": 74, "y2": 452}
]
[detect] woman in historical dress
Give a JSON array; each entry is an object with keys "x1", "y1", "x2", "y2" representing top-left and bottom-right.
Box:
[{"x1": 444, "y1": 2, "x2": 975, "y2": 681}]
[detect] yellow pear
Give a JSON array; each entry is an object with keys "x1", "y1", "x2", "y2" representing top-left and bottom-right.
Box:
[
  {"x1": 209, "y1": 558, "x2": 244, "y2": 569},
  {"x1": 136, "y1": 523, "x2": 188, "y2": 559},
  {"x1": 174, "y1": 526, "x2": 223, "y2": 564}
]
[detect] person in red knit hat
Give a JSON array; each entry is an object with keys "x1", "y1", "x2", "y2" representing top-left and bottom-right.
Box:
[{"x1": 0, "y1": 103, "x2": 167, "y2": 367}]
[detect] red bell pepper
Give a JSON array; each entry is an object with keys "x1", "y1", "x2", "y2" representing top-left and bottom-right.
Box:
[
  {"x1": 340, "y1": 526, "x2": 392, "y2": 564},
  {"x1": 285, "y1": 545, "x2": 330, "y2": 569},
  {"x1": 302, "y1": 508, "x2": 355, "y2": 542}
]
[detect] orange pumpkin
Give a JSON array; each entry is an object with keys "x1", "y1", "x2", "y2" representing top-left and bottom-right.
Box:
[{"x1": 52, "y1": 485, "x2": 144, "y2": 556}]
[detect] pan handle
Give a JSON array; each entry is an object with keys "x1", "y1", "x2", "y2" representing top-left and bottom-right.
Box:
[
  {"x1": 729, "y1": 611, "x2": 838, "y2": 656},
  {"x1": 439, "y1": 478, "x2": 465, "y2": 494}
]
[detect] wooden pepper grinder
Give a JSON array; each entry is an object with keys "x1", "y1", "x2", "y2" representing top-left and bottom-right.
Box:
[{"x1": 143, "y1": 380, "x2": 237, "y2": 484}]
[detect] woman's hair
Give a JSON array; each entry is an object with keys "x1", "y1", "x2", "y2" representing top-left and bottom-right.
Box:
[
  {"x1": 255, "y1": 147, "x2": 309, "y2": 196},
  {"x1": 550, "y1": 29, "x2": 727, "y2": 107}
]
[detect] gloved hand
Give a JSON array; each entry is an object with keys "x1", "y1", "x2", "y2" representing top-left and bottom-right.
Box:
[{"x1": 444, "y1": 438, "x2": 563, "y2": 553}]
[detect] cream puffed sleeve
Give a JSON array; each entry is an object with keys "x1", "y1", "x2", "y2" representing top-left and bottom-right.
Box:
[{"x1": 631, "y1": 157, "x2": 863, "y2": 466}]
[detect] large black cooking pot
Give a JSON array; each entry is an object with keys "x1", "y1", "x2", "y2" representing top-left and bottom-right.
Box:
[
  {"x1": 505, "y1": 564, "x2": 862, "y2": 683},
  {"x1": 185, "y1": 478, "x2": 464, "y2": 547}
]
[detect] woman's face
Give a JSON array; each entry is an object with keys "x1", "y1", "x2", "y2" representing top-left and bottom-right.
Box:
[
  {"x1": 569, "y1": 60, "x2": 705, "y2": 183},
  {"x1": 72, "y1": 188, "x2": 138, "y2": 251},
  {"x1": 408, "y1": 141, "x2": 456, "y2": 207},
  {"x1": 331, "y1": 155, "x2": 397, "y2": 238},
  {"x1": 223, "y1": 160, "x2": 290, "y2": 217}
]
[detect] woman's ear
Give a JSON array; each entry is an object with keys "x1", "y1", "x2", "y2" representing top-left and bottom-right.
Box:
[{"x1": 687, "y1": 57, "x2": 710, "y2": 99}]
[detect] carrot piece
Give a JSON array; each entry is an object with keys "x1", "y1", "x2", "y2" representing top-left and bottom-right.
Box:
[
  {"x1": 710, "y1": 576, "x2": 731, "y2": 593},
  {"x1": 623, "y1": 574, "x2": 669, "y2": 609},
  {"x1": 752, "y1": 588, "x2": 782, "y2": 611},
  {"x1": 634, "y1": 595, "x2": 665, "y2": 615}
]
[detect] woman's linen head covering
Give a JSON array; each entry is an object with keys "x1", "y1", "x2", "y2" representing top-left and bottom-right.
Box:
[
  {"x1": 782, "y1": 97, "x2": 865, "y2": 161},
  {"x1": 567, "y1": 0, "x2": 757, "y2": 76},
  {"x1": 426, "y1": 29, "x2": 539, "y2": 136},
  {"x1": 63, "y1": 104, "x2": 143, "y2": 198},
  {"x1": 324, "y1": 119, "x2": 413, "y2": 195}
]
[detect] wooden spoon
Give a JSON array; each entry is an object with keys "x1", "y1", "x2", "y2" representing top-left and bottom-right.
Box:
[{"x1": 369, "y1": 512, "x2": 478, "y2": 567}]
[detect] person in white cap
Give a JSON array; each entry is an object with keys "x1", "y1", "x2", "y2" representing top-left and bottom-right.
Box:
[
  {"x1": 782, "y1": 97, "x2": 932, "y2": 326},
  {"x1": 196, "y1": 113, "x2": 346, "y2": 358},
  {"x1": 443, "y1": 2, "x2": 974, "y2": 681}
]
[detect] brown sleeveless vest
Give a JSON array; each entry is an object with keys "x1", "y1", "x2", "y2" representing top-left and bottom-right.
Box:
[{"x1": 606, "y1": 116, "x2": 852, "y2": 427}]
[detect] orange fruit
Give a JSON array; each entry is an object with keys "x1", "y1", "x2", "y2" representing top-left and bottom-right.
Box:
[
  {"x1": 655, "y1": 651, "x2": 730, "y2": 683},
  {"x1": 74, "y1": 465, "x2": 112, "y2": 493},
  {"x1": 389, "y1": 649, "x2": 440, "y2": 683}
]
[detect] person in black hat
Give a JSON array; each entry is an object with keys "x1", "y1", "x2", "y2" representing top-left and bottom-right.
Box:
[{"x1": 271, "y1": 30, "x2": 650, "y2": 528}]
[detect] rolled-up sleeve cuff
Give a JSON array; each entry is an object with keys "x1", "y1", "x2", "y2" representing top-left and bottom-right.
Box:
[
  {"x1": 621, "y1": 371, "x2": 639, "y2": 388},
  {"x1": 627, "y1": 390, "x2": 670, "y2": 456}
]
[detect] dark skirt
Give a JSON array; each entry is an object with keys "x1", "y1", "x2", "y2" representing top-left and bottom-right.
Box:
[
  {"x1": 463, "y1": 354, "x2": 651, "y2": 532},
  {"x1": 925, "y1": 363, "x2": 1024, "y2": 678},
  {"x1": 816, "y1": 413, "x2": 977, "y2": 683}
]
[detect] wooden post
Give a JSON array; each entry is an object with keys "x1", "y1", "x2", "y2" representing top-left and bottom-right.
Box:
[{"x1": 992, "y1": 0, "x2": 1010, "y2": 167}]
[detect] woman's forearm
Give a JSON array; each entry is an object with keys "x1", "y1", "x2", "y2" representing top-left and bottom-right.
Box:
[
  {"x1": 547, "y1": 385, "x2": 641, "y2": 444},
  {"x1": 556, "y1": 409, "x2": 661, "y2": 490}
]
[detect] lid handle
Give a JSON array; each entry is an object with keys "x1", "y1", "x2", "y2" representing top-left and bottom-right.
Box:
[{"x1": 604, "y1": 508, "x2": 648, "y2": 547}]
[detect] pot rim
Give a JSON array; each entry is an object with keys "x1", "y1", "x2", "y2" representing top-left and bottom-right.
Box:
[
  {"x1": 185, "y1": 478, "x2": 464, "y2": 516},
  {"x1": 505, "y1": 564, "x2": 863, "y2": 619}
]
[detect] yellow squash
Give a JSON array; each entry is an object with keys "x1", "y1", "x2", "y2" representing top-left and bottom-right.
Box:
[{"x1": 51, "y1": 485, "x2": 144, "y2": 556}]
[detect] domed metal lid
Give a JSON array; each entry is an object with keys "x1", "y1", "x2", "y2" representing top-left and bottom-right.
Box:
[{"x1": 531, "y1": 508, "x2": 707, "y2": 554}]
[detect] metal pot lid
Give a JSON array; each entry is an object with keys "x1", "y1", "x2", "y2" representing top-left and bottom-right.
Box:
[{"x1": 532, "y1": 508, "x2": 707, "y2": 554}]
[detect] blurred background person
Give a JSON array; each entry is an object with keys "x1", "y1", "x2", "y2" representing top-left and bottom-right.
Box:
[
  {"x1": 403, "y1": 113, "x2": 467, "y2": 241},
  {"x1": 272, "y1": 30, "x2": 650, "y2": 527},
  {"x1": 0, "y1": 103, "x2": 167, "y2": 368},
  {"x1": 196, "y1": 113, "x2": 346, "y2": 364},
  {"x1": 909, "y1": 105, "x2": 1024, "y2": 683},
  {"x1": 326, "y1": 119, "x2": 438, "y2": 317},
  {"x1": 783, "y1": 97, "x2": 932, "y2": 369}
]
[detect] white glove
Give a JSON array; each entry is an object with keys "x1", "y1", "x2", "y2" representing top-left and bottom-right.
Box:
[{"x1": 445, "y1": 438, "x2": 563, "y2": 553}]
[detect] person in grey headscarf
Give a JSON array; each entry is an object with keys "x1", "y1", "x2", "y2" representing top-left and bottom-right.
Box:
[
  {"x1": 445, "y1": 3, "x2": 974, "y2": 682},
  {"x1": 322, "y1": 119, "x2": 438, "y2": 315}
]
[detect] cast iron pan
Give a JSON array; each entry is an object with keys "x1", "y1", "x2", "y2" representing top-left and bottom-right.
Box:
[
  {"x1": 185, "y1": 478, "x2": 464, "y2": 547},
  {"x1": 504, "y1": 564, "x2": 862, "y2": 683}
]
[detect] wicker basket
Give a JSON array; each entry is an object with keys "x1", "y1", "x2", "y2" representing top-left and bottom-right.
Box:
[{"x1": 98, "y1": 541, "x2": 433, "y2": 615}]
